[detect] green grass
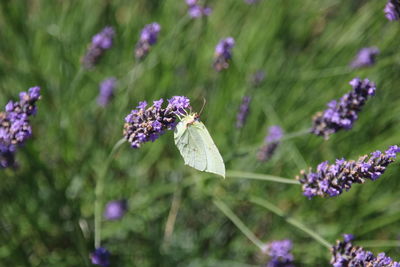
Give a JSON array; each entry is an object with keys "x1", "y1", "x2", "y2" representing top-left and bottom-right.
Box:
[{"x1": 1, "y1": 0, "x2": 400, "y2": 266}]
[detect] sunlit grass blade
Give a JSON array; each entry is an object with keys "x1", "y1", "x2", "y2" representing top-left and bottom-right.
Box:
[{"x1": 227, "y1": 170, "x2": 300, "y2": 184}]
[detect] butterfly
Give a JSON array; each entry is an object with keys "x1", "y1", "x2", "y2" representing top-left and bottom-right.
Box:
[{"x1": 174, "y1": 113, "x2": 225, "y2": 178}]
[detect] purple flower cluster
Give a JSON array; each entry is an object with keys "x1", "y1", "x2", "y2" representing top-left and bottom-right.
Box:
[
  {"x1": 104, "y1": 199, "x2": 127, "y2": 220},
  {"x1": 245, "y1": 0, "x2": 260, "y2": 4},
  {"x1": 236, "y1": 96, "x2": 251, "y2": 128},
  {"x1": 297, "y1": 145, "x2": 400, "y2": 199},
  {"x1": 123, "y1": 96, "x2": 190, "y2": 148},
  {"x1": 350, "y1": 47, "x2": 380, "y2": 69},
  {"x1": 186, "y1": 0, "x2": 212, "y2": 18},
  {"x1": 0, "y1": 87, "x2": 41, "y2": 168},
  {"x1": 311, "y1": 78, "x2": 376, "y2": 139},
  {"x1": 97, "y1": 78, "x2": 117, "y2": 107},
  {"x1": 384, "y1": 0, "x2": 400, "y2": 21},
  {"x1": 331, "y1": 234, "x2": 400, "y2": 266},
  {"x1": 213, "y1": 37, "x2": 235, "y2": 72},
  {"x1": 257, "y1": 126, "x2": 283, "y2": 162},
  {"x1": 82, "y1": 27, "x2": 115, "y2": 69},
  {"x1": 262, "y1": 240, "x2": 295, "y2": 267},
  {"x1": 90, "y1": 247, "x2": 110, "y2": 266},
  {"x1": 135, "y1": 23, "x2": 161, "y2": 60}
]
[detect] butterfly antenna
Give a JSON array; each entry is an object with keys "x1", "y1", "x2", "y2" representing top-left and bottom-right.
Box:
[{"x1": 198, "y1": 98, "x2": 206, "y2": 116}]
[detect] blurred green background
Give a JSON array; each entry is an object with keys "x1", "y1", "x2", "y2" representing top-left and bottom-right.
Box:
[{"x1": 1, "y1": 0, "x2": 400, "y2": 266}]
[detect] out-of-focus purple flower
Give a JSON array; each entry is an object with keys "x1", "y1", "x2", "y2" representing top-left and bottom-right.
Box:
[
  {"x1": 104, "y1": 199, "x2": 127, "y2": 220},
  {"x1": 82, "y1": 27, "x2": 115, "y2": 69},
  {"x1": 135, "y1": 23, "x2": 161, "y2": 60},
  {"x1": 257, "y1": 126, "x2": 283, "y2": 162},
  {"x1": 331, "y1": 234, "x2": 400, "y2": 266},
  {"x1": 262, "y1": 240, "x2": 295, "y2": 267},
  {"x1": 0, "y1": 87, "x2": 41, "y2": 169},
  {"x1": 97, "y1": 78, "x2": 117, "y2": 107},
  {"x1": 250, "y1": 70, "x2": 266, "y2": 87},
  {"x1": 297, "y1": 145, "x2": 400, "y2": 199},
  {"x1": 213, "y1": 37, "x2": 235, "y2": 72},
  {"x1": 236, "y1": 96, "x2": 251, "y2": 128},
  {"x1": 311, "y1": 78, "x2": 376, "y2": 139},
  {"x1": 384, "y1": 0, "x2": 400, "y2": 21},
  {"x1": 123, "y1": 96, "x2": 190, "y2": 148},
  {"x1": 90, "y1": 247, "x2": 110, "y2": 266},
  {"x1": 186, "y1": 0, "x2": 212, "y2": 18},
  {"x1": 350, "y1": 47, "x2": 379, "y2": 69}
]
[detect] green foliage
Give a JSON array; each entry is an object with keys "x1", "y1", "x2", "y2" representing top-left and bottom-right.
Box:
[{"x1": 1, "y1": 0, "x2": 400, "y2": 266}]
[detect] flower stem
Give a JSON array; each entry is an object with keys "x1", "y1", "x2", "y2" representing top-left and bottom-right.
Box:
[
  {"x1": 249, "y1": 197, "x2": 332, "y2": 249},
  {"x1": 281, "y1": 128, "x2": 311, "y2": 141},
  {"x1": 357, "y1": 240, "x2": 400, "y2": 248},
  {"x1": 227, "y1": 170, "x2": 300, "y2": 185},
  {"x1": 94, "y1": 138, "x2": 126, "y2": 248},
  {"x1": 213, "y1": 199, "x2": 264, "y2": 250}
]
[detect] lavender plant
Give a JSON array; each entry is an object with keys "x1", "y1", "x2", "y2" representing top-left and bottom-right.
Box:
[
  {"x1": 262, "y1": 240, "x2": 295, "y2": 267},
  {"x1": 0, "y1": 87, "x2": 41, "y2": 168},
  {"x1": 97, "y1": 78, "x2": 117, "y2": 107},
  {"x1": 213, "y1": 37, "x2": 235, "y2": 71},
  {"x1": 236, "y1": 96, "x2": 251, "y2": 128},
  {"x1": 331, "y1": 234, "x2": 400, "y2": 266},
  {"x1": 385, "y1": 0, "x2": 400, "y2": 21},
  {"x1": 257, "y1": 126, "x2": 283, "y2": 162},
  {"x1": 185, "y1": 0, "x2": 212, "y2": 18},
  {"x1": 104, "y1": 199, "x2": 127, "y2": 220},
  {"x1": 297, "y1": 145, "x2": 400, "y2": 199},
  {"x1": 82, "y1": 27, "x2": 115, "y2": 69},
  {"x1": 350, "y1": 47, "x2": 379, "y2": 69},
  {"x1": 135, "y1": 23, "x2": 161, "y2": 60},
  {"x1": 90, "y1": 247, "x2": 110, "y2": 267},
  {"x1": 311, "y1": 78, "x2": 376, "y2": 139}
]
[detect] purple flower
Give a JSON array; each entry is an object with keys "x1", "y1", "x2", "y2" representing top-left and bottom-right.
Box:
[
  {"x1": 297, "y1": 145, "x2": 400, "y2": 199},
  {"x1": 90, "y1": 247, "x2": 110, "y2": 266},
  {"x1": 311, "y1": 78, "x2": 376, "y2": 139},
  {"x1": 257, "y1": 126, "x2": 283, "y2": 162},
  {"x1": 262, "y1": 240, "x2": 295, "y2": 267},
  {"x1": 236, "y1": 96, "x2": 251, "y2": 128},
  {"x1": 97, "y1": 78, "x2": 117, "y2": 107},
  {"x1": 82, "y1": 27, "x2": 115, "y2": 69},
  {"x1": 350, "y1": 47, "x2": 380, "y2": 69},
  {"x1": 213, "y1": 37, "x2": 235, "y2": 72},
  {"x1": 331, "y1": 235, "x2": 400, "y2": 266},
  {"x1": 186, "y1": 0, "x2": 212, "y2": 18},
  {"x1": 1, "y1": 87, "x2": 41, "y2": 169},
  {"x1": 250, "y1": 70, "x2": 266, "y2": 87},
  {"x1": 104, "y1": 200, "x2": 127, "y2": 220},
  {"x1": 385, "y1": 0, "x2": 400, "y2": 21},
  {"x1": 135, "y1": 23, "x2": 161, "y2": 60},
  {"x1": 123, "y1": 96, "x2": 190, "y2": 148},
  {"x1": 245, "y1": 0, "x2": 260, "y2": 4}
]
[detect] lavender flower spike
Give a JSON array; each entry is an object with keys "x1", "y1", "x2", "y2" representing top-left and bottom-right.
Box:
[
  {"x1": 384, "y1": 0, "x2": 400, "y2": 21},
  {"x1": 236, "y1": 96, "x2": 251, "y2": 128},
  {"x1": 97, "y1": 78, "x2": 117, "y2": 107},
  {"x1": 104, "y1": 199, "x2": 127, "y2": 220},
  {"x1": 331, "y1": 234, "x2": 400, "y2": 266},
  {"x1": 1, "y1": 86, "x2": 41, "y2": 168},
  {"x1": 186, "y1": 0, "x2": 212, "y2": 18},
  {"x1": 257, "y1": 126, "x2": 283, "y2": 162},
  {"x1": 350, "y1": 47, "x2": 379, "y2": 69},
  {"x1": 123, "y1": 96, "x2": 190, "y2": 148},
  {"x1": 297, "y1": 145, "x2": 400, "y2": 199},
  {"x1": 261, "y1": 240, "x2": 295, "y2": 267},
  {"x1": 82, "y1": 26, "x2": 115, "y2": 69},
  {"x1": 213, "y1": 37, "x2": 235, "y2": 72},
  {"x1": 135, "y1": 23, "x2": 161, "y2": 60},
  {"x1": 311, "y1": 78, "x2": 376, "y2": 139},
  {"x1": 90, "y1": 247, "x2": 110, "y2": 266}
]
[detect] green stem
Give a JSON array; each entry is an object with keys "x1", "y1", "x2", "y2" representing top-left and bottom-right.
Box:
[
  {"x1": 249, "y1": 197, "x2": 332, "y2": 249},
  {"x1": 281, "y1": 128, "x2": 311, "y2": 141},
  {"x1": 227, "y1": 170, "x2": 300, "y2": 185},
  {"x1": 94, "y1": 138, "x2": 126, "y2": 248},
  {"x1": 213, "y1": 199, "x2": 264, "y2": 250}
]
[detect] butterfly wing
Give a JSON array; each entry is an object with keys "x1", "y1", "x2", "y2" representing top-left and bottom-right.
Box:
[
  {"x1": 174, "y1": 120, "x2": 207, "y2": 172},
  {"x1": 190, "y1": 121, "x2": 225, "y2": 178}
]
